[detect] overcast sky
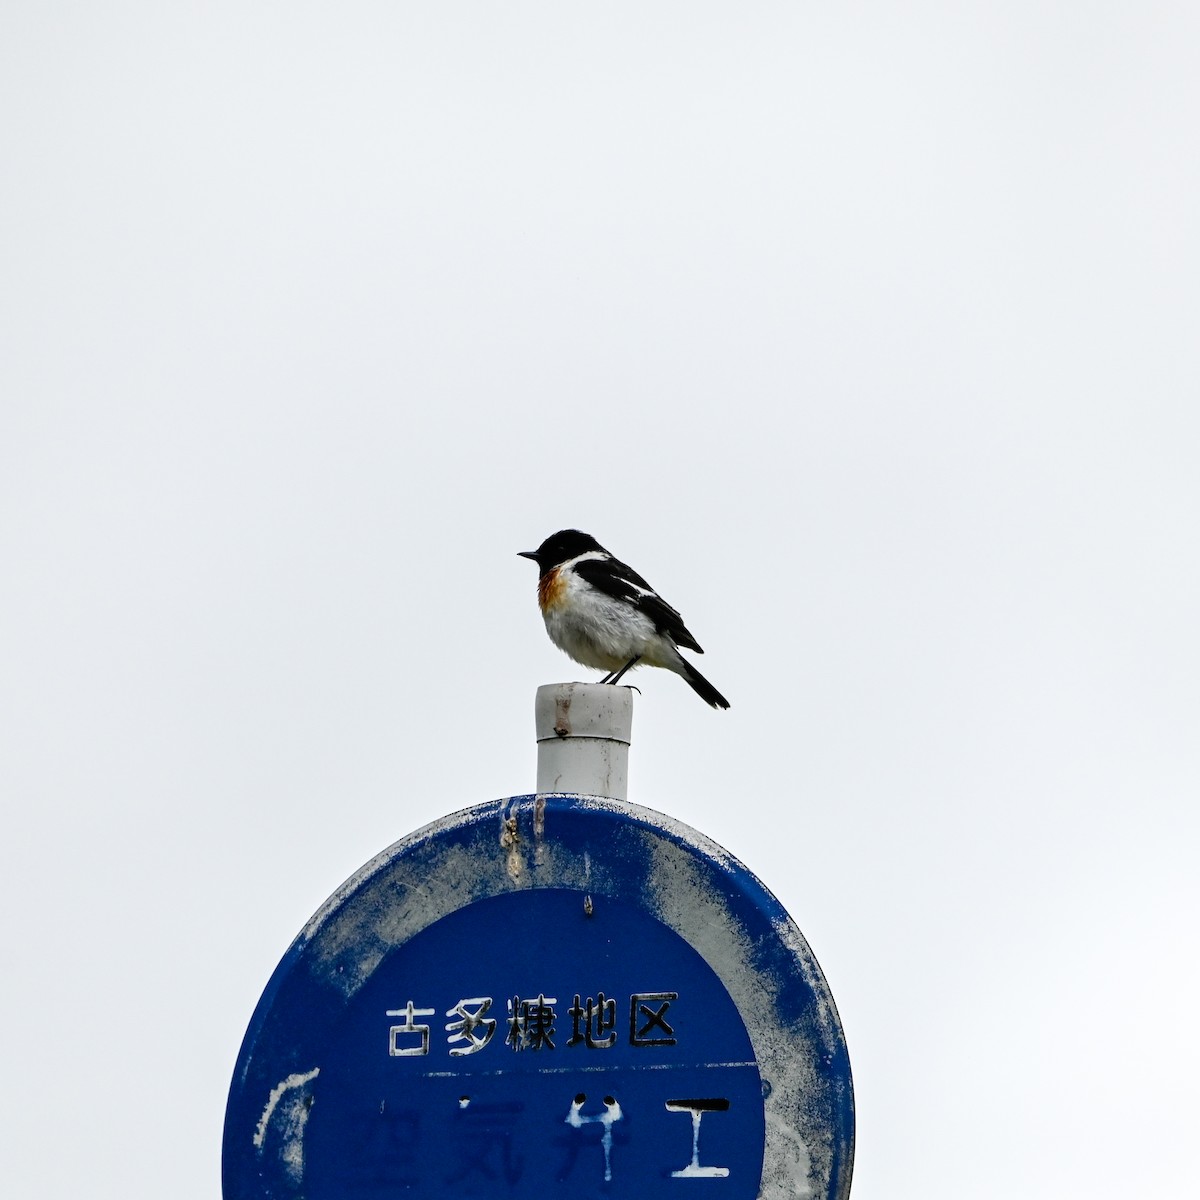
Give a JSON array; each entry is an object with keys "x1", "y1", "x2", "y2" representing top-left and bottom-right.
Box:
[{"x1": 2, "y1": 3, "x2": 1197, "y2": 1197}]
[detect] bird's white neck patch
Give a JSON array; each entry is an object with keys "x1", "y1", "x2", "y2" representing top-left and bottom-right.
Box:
[{"x1": 561, "y1": 550, "x2": 608, "y2": 569}]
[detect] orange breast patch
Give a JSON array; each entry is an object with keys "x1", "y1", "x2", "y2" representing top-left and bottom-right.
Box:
[{"x1": 538, "y1": 566, "x2": 567, "y2": 611}]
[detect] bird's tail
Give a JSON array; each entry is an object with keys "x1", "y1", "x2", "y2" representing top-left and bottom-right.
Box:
[{"x1": 680, "y1": 659, "x2": 730, "y2": 709}]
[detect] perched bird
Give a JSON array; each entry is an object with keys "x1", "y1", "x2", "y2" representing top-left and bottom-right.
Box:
[{"x1": 519, "y1": 529, "x2": 730, "y2": 709}]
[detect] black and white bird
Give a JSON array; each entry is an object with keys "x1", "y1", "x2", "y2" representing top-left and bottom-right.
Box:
[{"x1": 519, "y1": 529, "x2": 730, "y2": 709}]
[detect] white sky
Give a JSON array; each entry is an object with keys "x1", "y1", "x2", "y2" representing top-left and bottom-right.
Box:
[{"x1": 2, "y1": 3, "x2": 1197, "y2": 1197}]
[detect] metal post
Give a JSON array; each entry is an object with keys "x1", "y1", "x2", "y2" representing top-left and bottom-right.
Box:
[{"x1": 535, "y1": 682, "x2": 632, "y2": 800}]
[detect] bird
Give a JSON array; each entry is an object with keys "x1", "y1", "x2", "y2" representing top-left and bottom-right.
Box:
[{"x1": 519, "y1": 529, "x2": 730, "y2": 709}]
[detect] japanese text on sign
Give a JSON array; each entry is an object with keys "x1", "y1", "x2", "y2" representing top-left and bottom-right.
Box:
[{"x1": 387, "y1": 991, "x2": 679, "y2": 1056}]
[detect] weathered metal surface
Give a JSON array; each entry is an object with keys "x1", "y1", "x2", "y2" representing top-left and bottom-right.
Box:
[{"x1": 224, "y1": 795, "x2": 854, "y2": 1199}]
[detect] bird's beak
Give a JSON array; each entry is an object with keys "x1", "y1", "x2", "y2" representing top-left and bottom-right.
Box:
[{"x1": 517, "y1": 550, "x2": 539, "y2": 561}]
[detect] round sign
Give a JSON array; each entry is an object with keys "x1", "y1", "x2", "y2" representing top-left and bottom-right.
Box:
[{"x1": 223, "y1": 795, "x2": 854, "y2": 1199}]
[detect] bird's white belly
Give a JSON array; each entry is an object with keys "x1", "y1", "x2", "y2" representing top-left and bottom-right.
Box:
[{"x1": 542, "y1": 584, "x2": 658, "y2": 672}]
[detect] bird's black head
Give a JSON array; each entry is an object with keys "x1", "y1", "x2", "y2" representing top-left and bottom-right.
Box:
[{"x1": 518, "y1": 529, "x2": 605, "y2": 572}]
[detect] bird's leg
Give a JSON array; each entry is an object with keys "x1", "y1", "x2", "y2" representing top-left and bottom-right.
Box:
[{"x1": 607, "y1": 656, "x2": 641, "y2": 686}]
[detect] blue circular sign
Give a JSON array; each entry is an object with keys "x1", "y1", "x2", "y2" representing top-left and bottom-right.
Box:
[{"x1": 224, "y1": 795, "x2": 853, "y2": 1199}]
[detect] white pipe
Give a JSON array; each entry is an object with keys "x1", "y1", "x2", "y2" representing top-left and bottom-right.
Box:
[{"x1": 535, "y1": 682, "x2": 633, "y2": 800}]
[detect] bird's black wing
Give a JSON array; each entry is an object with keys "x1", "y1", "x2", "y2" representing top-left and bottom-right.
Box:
[{"x1": 575, "y1": 557, "x2": 705, "y2": 654}]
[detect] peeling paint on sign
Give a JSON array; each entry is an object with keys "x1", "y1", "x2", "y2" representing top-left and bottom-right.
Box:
[{"x1": 252, "y1": 1067, "x2": 320, "y2": 1184}]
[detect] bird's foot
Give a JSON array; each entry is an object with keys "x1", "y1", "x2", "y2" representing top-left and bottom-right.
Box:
[{"x1": 606, "y1": 656, "x2": 641, "y2": 686}]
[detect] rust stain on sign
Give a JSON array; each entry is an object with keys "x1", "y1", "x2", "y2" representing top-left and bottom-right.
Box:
[
  {"x1": 500, "y1": 815, "x2": 523, "y2": 880},
  {"x1": 534, "y1": 794, "x2": 547, "y2": 866}
]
